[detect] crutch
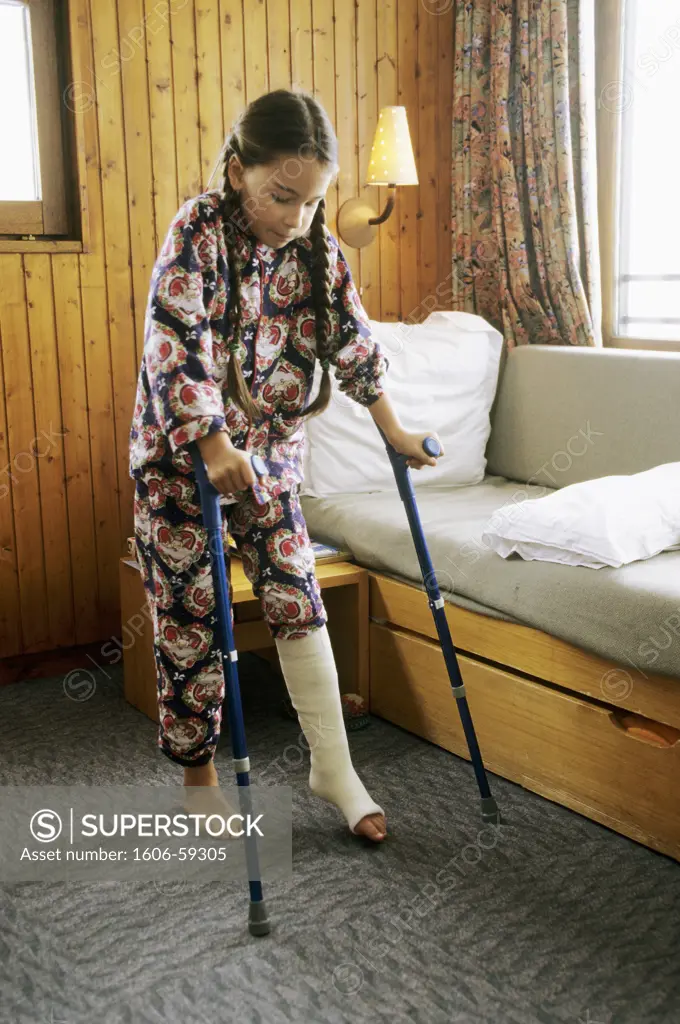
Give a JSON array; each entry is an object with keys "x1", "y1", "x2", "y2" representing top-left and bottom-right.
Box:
[
  {"x1": 377, "y1": 428, "x2": 501, "y2": 826},
  {"x1": 189, "y1": 442, "x2": 271, "y2": 936}
]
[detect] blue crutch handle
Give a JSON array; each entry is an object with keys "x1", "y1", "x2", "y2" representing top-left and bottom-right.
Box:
[
  {"x1": 190, "y1": 446, "x2": 267, "y2": 524},
  {"x1": 376, "y1": 426, "x2": 441, "y2": 466},
  {"x1": 422, "y1": 436, "x2": 441, "y2": 459},
  {"x1": 376, "y1": 428, "x2": 441, "y2": 503}
]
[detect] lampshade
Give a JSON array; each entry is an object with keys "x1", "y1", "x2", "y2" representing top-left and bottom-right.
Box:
[{"x1": 365, "y1": 106, "x2": 418, "y2": 186}]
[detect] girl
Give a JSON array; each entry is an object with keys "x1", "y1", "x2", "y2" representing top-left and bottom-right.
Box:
[{"x1": 129, "y1": 89, "x2": 443, "y2": 844}]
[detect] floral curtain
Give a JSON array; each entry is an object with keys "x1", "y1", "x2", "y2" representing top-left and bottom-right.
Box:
[{"x1": 451, "y1": 0, "x2": 602, "y2": 347}]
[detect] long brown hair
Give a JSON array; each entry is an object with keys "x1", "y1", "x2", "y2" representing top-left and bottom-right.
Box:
[{"x1": 220, "y1": 89, "x2": 338, "y2": 426}]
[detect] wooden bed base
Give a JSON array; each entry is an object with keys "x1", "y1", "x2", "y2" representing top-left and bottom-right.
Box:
[{"x1": 368, "y1": 572, "x2": 680, "y2": 861}]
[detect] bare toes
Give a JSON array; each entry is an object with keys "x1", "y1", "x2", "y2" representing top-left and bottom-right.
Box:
[{"x1": 354, "y1": 813, "x2": 387, "y2": 842}]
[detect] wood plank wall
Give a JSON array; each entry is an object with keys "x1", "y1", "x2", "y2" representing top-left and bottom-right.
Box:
[{"x1": 0, "y1": 0, "x2": 454, "y2": 659}]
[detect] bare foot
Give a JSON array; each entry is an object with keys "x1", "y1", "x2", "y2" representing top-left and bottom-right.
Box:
[{"x1": 353, "y1": 812, "x2": 387, "y2": 842}]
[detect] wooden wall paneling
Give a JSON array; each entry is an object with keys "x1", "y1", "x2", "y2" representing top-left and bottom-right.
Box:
[
  {"x1": 311, "y1": 0, "x2": 337, "y2": 233},
  {"x1": 78, "y1": 1, "x2": 123, "y2": 638},
  {"x1": 118, "y1": 0, "x2": 157, "y2": 369},
  {"x1": 397, "y1": 0, "x2": 419, "y2": 324},
  {"x1": 91, "y1": 1, "x2": 137, "y2": 552},
  {"x1": 196, "y1": 0, "x2": 226, "y2": 191},
  {"x1": 23, "y1": 255, "x2": 75, "y2": 649},
  {"x1": 436, "y1": 5, "x2": 454, "y2": 309},
  {"x1": 144, "y1": 0, "x2": 180, "y2": 253},
  {"x1": 0, "y1": 257, "x2": 49, "y2": 651},
  {"x1": 418, "y1": 1, "x2": 439, "y2": 316},
  {"x1": 0, "y1": 313, "x2": 22, "y2": 656},
  {"x1": 267, "y1": 0, "x2": 291, "y2": 91},
  {"x1": 375, "y1": 0, "x2": 399, "y2": 320},
  {"x1": 219, "y1": 0, "x2": 247, "y2": 147},
  {"x1": 290, "y1": 0, "x2": 313, "y2": 93},
  {"x1": 243, "y1": 0, "x2": 269, "y2": 102},
  {"x1": 51, "y1": 255, "x2": 100, "y2": 644},
  {"x1": 333, "y1": 0, "x2": 360, "y2": 284},
  {"x1": 171, "y1": 0, "x2": 203, "y2": 202},
  {"x1": 355, "y1": 0, "x2": 380, "y2": 321}
]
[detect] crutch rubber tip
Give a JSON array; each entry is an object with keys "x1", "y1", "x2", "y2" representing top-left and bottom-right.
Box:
[
  {"x1": 480, "y1": 797, "x2": 501, "y2": 826},
  {"x1": 248, "y1": 900, "x2": 271, "y2": 937}
]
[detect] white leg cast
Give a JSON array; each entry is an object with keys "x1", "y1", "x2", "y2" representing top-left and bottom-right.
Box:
[{"x1": 275, "y1": 625, "x2": 384, "y2": 834}]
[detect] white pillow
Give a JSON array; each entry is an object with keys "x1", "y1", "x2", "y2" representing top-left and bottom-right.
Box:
[
  {"x1": 302, "y1": 311, "x2": 503, "y2": 496},
  {"x1": 481, "y1": 463, "x2": 680, "y2": 569}
]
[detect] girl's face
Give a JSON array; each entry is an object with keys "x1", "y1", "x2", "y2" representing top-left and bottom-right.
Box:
[{"x1": 227, "y1": 154, "x2": 336, "y2": 248}]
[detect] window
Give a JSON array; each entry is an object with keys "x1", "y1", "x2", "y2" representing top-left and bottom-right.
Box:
[
  {"x1": 618, "y1": 0, "x2": 680, "y2": 342},
  {"x1": 0, "y1": 0, "x2": 76, "y2": 238},
  {"x1": 597, "y1": 0, "x2": 680, "y2": 349}
]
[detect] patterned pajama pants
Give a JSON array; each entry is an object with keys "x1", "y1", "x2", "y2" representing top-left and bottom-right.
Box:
[{"x1": 133, "y1": 467, "x2": 327, "y2": 767}]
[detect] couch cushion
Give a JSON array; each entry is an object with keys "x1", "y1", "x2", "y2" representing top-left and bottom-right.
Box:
[
  {"x1": 486, "y1": 346, "x2": 680, "y2": 487},
  {"x1": 301, "y1": 479, "x2": 680, "y2": 678}
]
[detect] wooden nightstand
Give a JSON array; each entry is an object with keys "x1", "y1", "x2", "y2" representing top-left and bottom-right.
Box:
[{"x1": 119, "y1": 556, "x2": 369, "y2": 723}]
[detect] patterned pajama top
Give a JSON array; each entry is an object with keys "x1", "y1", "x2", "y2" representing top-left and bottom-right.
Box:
[{"x1": 128, "y1": 189, "x2": 389, "y2": 500}]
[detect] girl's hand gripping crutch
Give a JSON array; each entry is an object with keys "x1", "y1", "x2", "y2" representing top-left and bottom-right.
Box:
[
  {"x1": 189, "y1": 442, "x2": 272, "y2": 936},
  {"x1": 377, "y1": 427, "x2": 501, "y2": 826}
]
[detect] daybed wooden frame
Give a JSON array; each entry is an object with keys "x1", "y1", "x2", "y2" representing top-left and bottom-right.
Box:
[{"x1": 368, "y1": 572, "x2": 680, "y2": 862}]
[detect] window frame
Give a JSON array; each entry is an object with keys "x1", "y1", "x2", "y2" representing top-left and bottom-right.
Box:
[
  {"x1": 595, "y1": 0, "x2": 680, "y2": 352},
  {"x1": 0, "y1": 0, "x2": 84, "y2": 247}
]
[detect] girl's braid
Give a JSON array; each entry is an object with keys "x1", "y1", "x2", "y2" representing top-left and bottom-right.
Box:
[{"x1": 303, "y1": 196, "x2": 333, "y2": 418}]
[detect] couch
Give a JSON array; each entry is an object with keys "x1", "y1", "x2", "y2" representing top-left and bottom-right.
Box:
[{"x1": 301, "y1": 344, "x2": 680, "y2": 860}]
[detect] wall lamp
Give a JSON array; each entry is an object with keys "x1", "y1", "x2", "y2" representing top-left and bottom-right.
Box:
[{"x1": 337, "y1": 105, "x2": 419, "y2": 249}]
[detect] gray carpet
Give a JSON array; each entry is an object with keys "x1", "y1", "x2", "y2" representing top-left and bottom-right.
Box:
[{"x1": 1, "y1": 656, "x2": 679, "y2": 1024}]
